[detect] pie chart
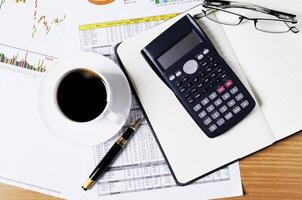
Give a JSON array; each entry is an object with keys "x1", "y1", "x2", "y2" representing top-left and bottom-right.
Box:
[{"x1": 88, "y1": 0, "x2": 115, "y2": 5}]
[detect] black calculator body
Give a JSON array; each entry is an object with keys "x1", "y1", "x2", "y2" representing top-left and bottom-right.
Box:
[{"x1": 141, "y1": 14, "x2": 255, "y2": 138}]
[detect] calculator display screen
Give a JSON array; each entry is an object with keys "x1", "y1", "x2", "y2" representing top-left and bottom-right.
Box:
[{"x1": 157, "y1": 32, "x2": 201, "y2": 70}]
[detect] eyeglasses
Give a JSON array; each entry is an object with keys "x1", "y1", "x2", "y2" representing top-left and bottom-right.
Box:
[{"x1": 194, "y1": 0, "x2": 299, "y2": 34}]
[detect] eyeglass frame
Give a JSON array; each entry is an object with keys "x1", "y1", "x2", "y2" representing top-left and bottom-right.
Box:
[{"x1": 194, "y1": 0, "x2": 299, "y2": 33}]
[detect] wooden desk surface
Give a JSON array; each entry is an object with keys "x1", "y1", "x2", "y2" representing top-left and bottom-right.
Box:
[{"x1": 0, "y1": 133, "x2": 301, "y2": 200}]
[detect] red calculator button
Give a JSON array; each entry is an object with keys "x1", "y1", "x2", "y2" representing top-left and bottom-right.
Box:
[
  {"x1": 224, "y1": 79, "x2": 233, "y2": 88},
  {"x1": 217, "y1": 86, "x2": 225, "y2": 94}
]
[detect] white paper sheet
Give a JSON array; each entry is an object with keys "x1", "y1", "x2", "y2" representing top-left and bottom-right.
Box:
[
  {"x1": 0, "y1": 1, "x2": 80, "y2": 197},
  {"x1": 0, "y1": 1, "x2": 243, "y2": 199},
  {"x1": 0, "y1": 58, "x2": 79, "y2": 198}
]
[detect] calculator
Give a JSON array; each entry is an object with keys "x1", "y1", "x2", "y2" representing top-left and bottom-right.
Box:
[{"x1": 141, "y1": 14, "x2": 255, "y2": 138}]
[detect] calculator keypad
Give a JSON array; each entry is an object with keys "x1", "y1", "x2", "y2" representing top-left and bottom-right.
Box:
[{"x1": 167, "y1": 47, "x2": 255, "y2": 138}]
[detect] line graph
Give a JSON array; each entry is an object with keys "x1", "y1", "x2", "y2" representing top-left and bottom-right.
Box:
[
  {"x1": 0, "y1": 0, "x2": 66, "y2": 38},
  {"x1": 0, "y1": 0, "x2": 26, "y2": 10},
  {"x1": 32, "y1": 14, "x2": 66, "y2": 38},
  {"x1": 32, "y1": 0, "x2": 66, "y2": 38}
]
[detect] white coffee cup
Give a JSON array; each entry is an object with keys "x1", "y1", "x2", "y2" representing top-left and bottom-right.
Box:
[{"x1": 38, "y1": 52, "x2": 131, "y2": 146}]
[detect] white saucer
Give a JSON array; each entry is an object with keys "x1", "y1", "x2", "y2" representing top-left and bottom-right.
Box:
[{"x1": 38, "y1": 52, "x2": 131, "y2": 146}]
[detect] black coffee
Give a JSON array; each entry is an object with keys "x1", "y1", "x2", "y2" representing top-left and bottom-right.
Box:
[{"x1": 57, "y1": 69, "x2": 107, "y2": 122}]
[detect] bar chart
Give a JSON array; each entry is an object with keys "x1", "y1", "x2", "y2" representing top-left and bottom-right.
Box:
[
  {"x1": 124, "y1": 0, "x2": 136, "y2": 4},
  {"x1": 0, "y1": 43, "x2": 56, "y2": 73},
  {"x1": 153, "y1": 0, "x2": 201, "y2": 6}
]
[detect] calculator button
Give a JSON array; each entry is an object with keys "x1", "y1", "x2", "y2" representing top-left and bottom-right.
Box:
[
  {"x1": 241, "y1": 100, "x2": 249, "y2": 108},
  {"x1": 211, "y1": 111, "x2": 220, "y2": 119},
  {"x1": 193, "y1": 104, "x2": 202, "y2": 112},
  {"x1": 201, "y1": 62, "x2": 208, "y2": 67},
  {"x1": 201, "y1": 98, "x2": 210, "y2": 106},
  {"x1": 197, "y1": 82, "x2": 203, "y2": 88},
  {"x1": 204, "y1": 78, "x2": 210, "y2": 84},
  {"x1": 183, "y1": 60, "x2": 198, "y2": 75},
  {"x1": 230, "y1": 87, "x2": 239, "y2": 94},
  {"x1": 217, "y1": 67, "x2": 223, "y2": 73},
  {"x1": 224, "y1": 79, "x2": 233, "y2": 88},
  {"x1": 206, "y1": 105, "x2": 215, "y2": 113},
  {"x1": 197, "y1": 54, "x2": 204, "y2": 60},
  {"x1": 193, "y1": 77, "x2": 199, "y2": 82},
  {"x1": 203, "y1": 49, "x2": 209, "y2": 55},
  {"x1": 194, "y1": 93, "x2": 201, "y2": 99},
  {"x1": 188, "y1": 98, "x2": 194, "y2": 104},
  {"x1": 217, "y1": 85, "x2": 225, "y2": 94},
  {"x1": 184, "y1": 93, "x2": 190, "y2": 98},
  {"x1": 209, "y1": 92, "x2": 217, "y2": 100},
  {"x1": 199, "y1": 111, "x2": 207, "y2": 118},
  {"x1": 214, "y1": 98, "x2": 223, "y2": 107},
  {"x1": 222, "y1": 92, "x2": 231, "y2": 100},
  {"x1": 209, "y1": 57, "x2": 214, "y2": 62},
  {"x1": 214, "y1": 78, "x2": 221, "y2": 84},
  {"x1": 169, "y1": 75, "x2": 175, "y2": 81},
  {"x1": 206, "y1": 67, "x2": 212, "y2": 72},
  {"x1": 225, "y1": 112, "x2": 233, "y2": 120},
  {"x1": 217, "y1": 118, "x2": 225, "y2": 126},
  {"x1": 210, "y1": 73, "x2": 217, "y2": 78},
  {"x1": 182, "y1": 77, "x2": 188, "y2": 82},
  {"x1": 221, "y1": 73, "x2": 228, "y2": 79},
  {"x1": 235, "y1": 93, "x2": 244, "y2": 101},
  {"x1": 176, "y1": 81, "x2": 181, "y2": 87},
  {"x1": 209, "y1": 124, "x2": 217, "y2": 132},
  {"x1": 203, "y1": 117, "x2": 212, "y2": 125},
  {"x1": 190, "y1": 88, "x2": 197, "y2": 94},
  {"x1": 227, "y1": 99, "x2": 236, "y2": 107},
  {"x1": 233, "y1": 106, "x2": 241, "y2": 114},
  {"x1": 187, "y1": 82, "x2": 192, "y2": 88},
  {"x1": 200, "y1": 72, "x2": 206, "y2": 78},
  {"x1": 209, "y1": 82, "x2": 214, "y2": 89},
  {"x1": 180, "y1": 87, "x2": 186, "y2": 93},
  {"x1": 219, "y1": 105, "x2": 228, "y2": 113},
  {"x1": 176, "y1": 71, "x2": 182, "y2": 77}
]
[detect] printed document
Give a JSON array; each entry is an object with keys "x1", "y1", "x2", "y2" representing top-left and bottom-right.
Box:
[
  {"x1": 66, "y1": 8, "x2": 243, "y2": 199},
  {"x1": 0, "y1": 0, "x2": 243, "y2": 199}
]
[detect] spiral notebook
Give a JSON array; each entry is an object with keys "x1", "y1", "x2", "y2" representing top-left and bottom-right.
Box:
[{"x1": 115, "y1": 0, "x2": 302, "y2": 185}]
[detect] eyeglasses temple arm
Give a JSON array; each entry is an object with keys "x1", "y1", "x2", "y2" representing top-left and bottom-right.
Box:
[{"x1": 203, "y1": 0, "x2": 298, "y2": 22}]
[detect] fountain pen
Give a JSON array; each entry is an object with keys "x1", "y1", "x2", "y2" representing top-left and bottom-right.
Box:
[{"x1": 82, "y1": 117, "x2": 143, "y2": 191}]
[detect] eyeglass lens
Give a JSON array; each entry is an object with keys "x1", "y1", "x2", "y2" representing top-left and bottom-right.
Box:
[{"x1": 205, "y1": 7, "x2": 295, "y2": 33}]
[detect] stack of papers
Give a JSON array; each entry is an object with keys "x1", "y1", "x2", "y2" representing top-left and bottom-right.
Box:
[{"x1": 0, "y1": 1, "x2": 243, "y2": 199}]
